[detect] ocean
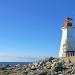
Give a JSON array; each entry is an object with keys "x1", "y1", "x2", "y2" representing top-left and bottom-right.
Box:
[{"x1": 0, "y1": 62, "x2": 32, "y2": 66}]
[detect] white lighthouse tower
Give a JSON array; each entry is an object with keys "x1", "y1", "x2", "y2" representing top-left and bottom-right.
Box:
[{"x1": 59, "y1": 17, "x2": 75, "y2": 57}]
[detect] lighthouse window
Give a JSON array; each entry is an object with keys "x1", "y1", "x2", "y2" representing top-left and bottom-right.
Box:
[
  {"x1": 71, "y1": 52, "x2": 72, "y2": 56},
  {"x1": 67, "y1": 52, "x2": 69, "y2": 57},
  {"x1": 74, "y1": 52, "x2": 75, "y2": 56},
  {"x1": 73, "y1": 52, "x2": 74, "y2": 56},
  {"x1": 71, "y1": 52, "x2": 74, "y2": 56},
  {"x1": 65, "y1": 20, "x2": 72, "y2": 23}
]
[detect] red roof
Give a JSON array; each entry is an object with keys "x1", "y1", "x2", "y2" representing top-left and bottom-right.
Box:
[{"x1": 65, "y1": 17, "x2": 72, "y2": 20}]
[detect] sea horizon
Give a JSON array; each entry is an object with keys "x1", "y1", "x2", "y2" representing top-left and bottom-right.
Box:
[{"x1": 0, "y1": 62, "x2": 33, "y2": 66}]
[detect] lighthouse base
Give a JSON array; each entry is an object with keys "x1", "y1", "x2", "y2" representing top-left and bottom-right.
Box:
[
  {"x1": 62, "y1": 51, "x2": 75, "y2": 57},
  {"x1": 59, "y1": 56, "x2": 75, "y2": 63}
]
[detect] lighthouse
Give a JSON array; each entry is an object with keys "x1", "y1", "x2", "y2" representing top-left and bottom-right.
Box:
[{"x1": 59, "y1": 17, "x2": 75, "y2": 57}]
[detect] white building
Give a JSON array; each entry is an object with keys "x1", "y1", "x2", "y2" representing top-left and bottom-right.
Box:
[{"x1": 59, "y1": 17, "x2": 75, "y2": 57}]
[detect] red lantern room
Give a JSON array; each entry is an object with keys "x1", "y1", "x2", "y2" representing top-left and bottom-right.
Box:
[{"x1": 64, "y1": 17, "x2": 72, "y2": 27}]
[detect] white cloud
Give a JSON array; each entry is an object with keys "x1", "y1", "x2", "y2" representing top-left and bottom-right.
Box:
[{"x1": 0, "y1": 55, "x2": 40, "y2": 62}]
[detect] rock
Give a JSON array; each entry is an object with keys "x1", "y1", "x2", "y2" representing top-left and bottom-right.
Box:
[
  {"x1": 58, "y1": 74, "x2": 63, "y2": 75},
  {"x1": 27, "y1": 72, "x2": 35, "y2": 75},
  {"x1": 65, "y1": 69, "x2": 72, "y2": 74},
  {"x1": 26, "y1": 67, "x2": 30, "y2": 72},
  {"x1": 72, "y1": 65, "x2": 75, "y2": 73},
  {"x1": 51, "y1": 62, "x2": 62, "y2": 72},
  {"x1": 22, "y1": 71, "x2": 28, "y2": 75},
  {"x1": 47, "y1": 70, "x2": 54, "y2": 75},
  {"x1": 66, "y1": 59, "x2": 71, "y2": 63},
  {"x1": 46, "y1": 64, "x2": 51, "y2": 69},
  {"x1": 30, "y1": 65, "x2": 37, "y2": 70},
  {"x1": 37, "y1": 70, "x2": 47, "y2": 75}
]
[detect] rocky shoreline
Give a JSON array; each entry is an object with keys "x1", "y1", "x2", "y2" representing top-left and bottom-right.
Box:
[
  {"x1": 1, "y1": 57, "x2": 75, "y2": 75},
  {"x1": 23, "y1": 57, "x2": 75, "y2": 75}
]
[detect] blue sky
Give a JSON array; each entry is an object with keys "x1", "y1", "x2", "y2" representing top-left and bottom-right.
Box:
[{"x1": 0, "y1": 0, "x2": 75, "y2": 62}]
